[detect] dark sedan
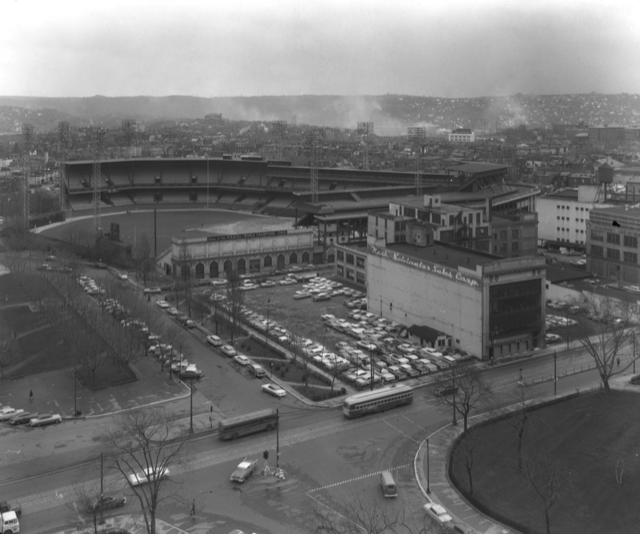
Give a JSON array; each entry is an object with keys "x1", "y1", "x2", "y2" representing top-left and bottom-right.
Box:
[
  {"x1": 91, "y1": 495, "x2": 127, "y2": 512},
  {"x1": 9, "y1": 412, "x2": 37, "y2": 425}
]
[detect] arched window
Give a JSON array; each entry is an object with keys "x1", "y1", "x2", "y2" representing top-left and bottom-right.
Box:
[
  {"x1": 195, "y1": 263, "x2": 204, "y2": 279},
  {"x1": 209, "y1": 261, "x2": 219, "y2": 278},
  {"x1": 223, "y1": 260, "x2": 232, "y2": 274},
  {"x1": 180, "y1": 264, "x2": 190, "y2": 279},
  {"x1": 276, "y1": 254, "x2": 285, "y2": 269},
  {"x1": 237, "y1": 258, "x2": 246, "y2": 275},
  {"x1": 264, "y1": 255, "x2": 273, "y2": 268},
  {"x1": 302, "y1": 251, "x2": 310, "y2": 263},
  {"x1": 290, "y1": 252, "x2": 298, "y2": 264}
]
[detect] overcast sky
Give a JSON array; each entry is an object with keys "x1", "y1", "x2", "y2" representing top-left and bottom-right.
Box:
[{"x1": 2, "y1": 0, "x2": 640, "y2": 98}]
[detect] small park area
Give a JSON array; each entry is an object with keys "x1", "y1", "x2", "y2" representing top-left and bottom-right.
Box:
[{"x1": 450, "y1": 390, "x2": 640, "y2": 534}]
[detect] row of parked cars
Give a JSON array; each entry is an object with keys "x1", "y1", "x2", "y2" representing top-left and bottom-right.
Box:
[
  {"x1": 292, "y1": 276, "x2": 363, "y2": 302},
  {"x1": 205, "y1": 333, "x2": 272, "y2": 384},
  {"x1": 0, "y1": 405, "x2": 62, "y2": 426},
  {"x1": 76, "y1": 275, "x2": 106, "y2": 296},
  {"x1": 155, "y1": 300, "x2": 196, "y2": 328}
]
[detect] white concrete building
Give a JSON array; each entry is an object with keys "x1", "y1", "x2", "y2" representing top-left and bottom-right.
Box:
[{"x1": 448, "y1": 129, "x2": 475, "y2": 143}]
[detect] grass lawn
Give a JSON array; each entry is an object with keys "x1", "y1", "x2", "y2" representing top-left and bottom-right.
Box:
[
  {"x1": 41, "y1": 209, "x2": 291, "y2": 253},
  {"x1": 451, "y1": 390, "x2": 640, "y2": 534}
]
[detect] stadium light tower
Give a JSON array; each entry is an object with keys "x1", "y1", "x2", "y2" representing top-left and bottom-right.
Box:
[
  {"x1": 22, "y1": 123, "x2": 35, "y2": 233},
  {"x1": 58, "y1": 121, "x2": 70, "y2": 212},
  {"x1": 356, "y1": 122, "x2": 374, "y2": 170},
  {"x1": 272, "y1": 120, "x2": 287, "y2": 161},
  {"x1": 304, "y1": 129, "x2": 323, "y2": 203},
  {"x1": 92, "y1": 127, "x2": 106, "y2": 242},
  {"x1": 121, "y1": 119, "x2": 137, "y2": 158},
  {"x1": 408, "y1": 127, "x2": 426, "y2": 195}
]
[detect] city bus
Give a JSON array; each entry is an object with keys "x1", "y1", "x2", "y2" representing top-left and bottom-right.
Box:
[
  {"x1": 343, "y1": 385, "x2": 414, "y2": 419},
  {"x1": 218, "y1": 408, "x2": 278, "y2": 440}
]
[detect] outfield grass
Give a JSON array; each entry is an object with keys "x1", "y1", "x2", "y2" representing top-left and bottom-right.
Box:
[
  {"x1": 451, "y1": 391, "x2": 640, "y2": 534},
  {"x1": 41, "y1": 209, "x2": 291, "y2": 253}
]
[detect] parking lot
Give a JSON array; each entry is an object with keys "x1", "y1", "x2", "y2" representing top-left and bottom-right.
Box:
[{"x1": 199, "y1": 273, "x2": 473, "y2": 393}]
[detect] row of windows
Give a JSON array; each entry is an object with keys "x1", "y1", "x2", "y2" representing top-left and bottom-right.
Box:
[
  {"x1": 594, "y1": 233, "x2": 640, "y2": 248},
  {"x1": 591, "y1": 246, "x2": 639, "y2": 264},
  {"x1": 351, "y1": 393, "x2": 412, "y2": 410},
  {"x1": 493, "y1": 229, "x2": 520, "y2": 241},
  {"x1": 179, "y1": 251, "x2": 310, "y2": 278},
  {"x1": 556, "y1": 205, "x2": 590, "y2": 212},
  {"x1": 556, "y1": 217, "x2": 585, "y2": 223},
  {"x1": 557, "y1": 227, "x2": 585, "y2": 234}
]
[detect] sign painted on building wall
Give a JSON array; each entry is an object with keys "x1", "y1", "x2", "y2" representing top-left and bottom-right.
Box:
[
  {"x1": 369, "y1": 245, "x2": 481, "y2": 290},
  {"x1": 206, "y1": 230, "x2": 288, "y2": 242}
]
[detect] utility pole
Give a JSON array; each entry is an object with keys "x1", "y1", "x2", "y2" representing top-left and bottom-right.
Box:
[
  {"x1": 634, "y1": 336, "x2": 636, "y2": 375},
  {"x1": 426, "y1": 438, "x2": 431, "y2": 494},
  {"x1": 554, "y1": 350, "x2": 557, "y2": 395},
  {"x1": 189, "y1": 377, "x2": 194, "y2": 434},
  {"x1": 276, "y1": 408, "x2": 280, "y2": 468},
  {"x1": 452, "y1": 367, "x2": 457, "y2": 426},
  {"x1": 73, "y1": 369, "x2": 78, "y2": 415}
]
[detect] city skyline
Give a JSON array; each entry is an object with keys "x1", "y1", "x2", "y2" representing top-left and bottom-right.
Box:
[{"x1": 1, "y1": 0, "x2": 640, "y2": 99}]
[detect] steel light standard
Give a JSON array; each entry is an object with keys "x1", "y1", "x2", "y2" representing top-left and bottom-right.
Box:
[
  {"x1": 553, "y1": 350, "x2": 557, "y2": 395},
  {"x1": 452, "y1": 367, "x2": 457, "y2": 426},
  {"x1": 189, "y1": 377, "x2": 194, "y2": 434},
  {"x1": 266, "y1": 298, "x2": 271, "y2": 348},
  {"x1": 426, "y1": 438, "x2": 431, "y2": 494}
]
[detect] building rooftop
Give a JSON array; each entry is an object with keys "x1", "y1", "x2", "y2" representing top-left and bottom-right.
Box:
[
  {"x1": 590, "y1": 205, "x2": 640, "y2": 218},
  {"x1": 445, "y1": 162, "x2": 509, "y2": 174},
  {"x1": 386, "y1": 241, "x2": 499, "y2": 271},
  {"x1": 542, "y1": 189, "x2": 579, "y2": 200}
]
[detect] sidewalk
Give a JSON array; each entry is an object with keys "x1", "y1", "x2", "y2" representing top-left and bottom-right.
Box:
[
  {"x1": 53, "y1": 514, "x2": 188, "y2": 534},
  {"x1": 413, "y1": 373, "x2": 640, "y2": 534}
]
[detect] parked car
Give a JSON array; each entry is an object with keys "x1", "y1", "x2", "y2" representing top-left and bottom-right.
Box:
[
  {"x1": 262, "y1": 383, "x2": 286, "y2": 397},
  {"x1": 206, "y1": 334, "x2": 223, "y2": 347},
  {"x1": 167, "y1": 307, "x2": 180, "y2": 316},
  {"x1": 9, "y1": 412, "x2": 37, "y2": 425},
  {"x1": 423, "y1": 503, "x2": 452, "y2": 524},
  {"x1": 143, "y1": 287, "x2": 162, "y2": 294},
  {"x1": 127, "y1": 466, "x2": 169, "y2": 487},
  {"x1": 435, "y1": 385, "x2": 459, "y2": 397},
  {"x1": 155, "y1": 300, "x2": 170, "y2": 309},
  {"x1": 30, "y1": 413, "x2": 62, "y2": 427},
  {"x1": 230, "y1": 458, "x2": 258, "y2": 483},
  {"x1": 178, "y1": 365, "x2": 204, "y2": 379},
  {"x1": 0, "y1": 407, "x2": 23, "y2": 422},
  {"x1": 118, "y1": 272, "x2": 128, "y2": 280},
  {"x1": 211, "y1": 279, "x2": 228, "y2": 287},
  {"x1": 233, "y1": 354, "x2": 251, "y2": 366},
  {"x1": 220, "y1": 345, "x2": 237, "y2": 357},
  {"x1": 93, "y1": 261, "x2": 107, "y2": 269},
  {"x1": 91, "y1": 494, "x2": 127, "y2": 513}
]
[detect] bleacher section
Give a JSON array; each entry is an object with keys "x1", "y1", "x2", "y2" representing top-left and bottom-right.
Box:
[
  {"x1": 69, "y1": 196, "x2": 94, "y2": 210},
  {"x1": 217, "y1": 193, "x2": 240, "y2": 204},
  {"x1": 235, "y1": 195, "x2": 262, "y2": 206},
  {"x1": 162, "y1": 192, "x2": 189, "y2": 203},
  {"x1": 133, "y1": 193, "x2": 157, "y2": 204},
  {"x1": 264, "y1": 197, "x2": 294, "y2": 208},
  {"x1": 135, "y1": 169, "x2": 158, "y2": 185},
  {"x1": 219, "y1": 169, "x2": 242, "y2": 185},
  {"x1": 162, "y1": 161, "x2": 191, "y2": 184},
  {"x1": 109, "y1": 193, "x2": 134, "y2": 206},
  {"x1": 107, "y1": 171, "x2": 131, "y2": 187},
  {"x1": 242, "y1": 176, "x2": 263, "y2": 187}
]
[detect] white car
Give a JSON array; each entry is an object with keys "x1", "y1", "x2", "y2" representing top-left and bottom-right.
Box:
[
  {"x1": 156, "y1": 300, "x2": 170, "y2": 309},
  {"x1": 206, "y1": 334, "x2": 223, "y2": 347},
  {"x1": 167, "y1": 307, "x2": 180, "y2": 316},
  {"x1": 211, "y1": 279, "x2": 228, "y2": 287},
  {"x1": 262, "y1": 383, "x2": 286, "y2": 398},
  {"x1": 233, "y1": 354, "x2": 251, "y2": 366},
  {"x1": 0, "y1": 407, "x2": 24, "y2": 422},
  {"x1": 423, "y1": 503, "x2": 452, "y2": 524},
  {"x1": 127, "y1": 466, "x2": 170, "y2": 487},
  {"x1": 143, "y1": 287, "x2": 162, "y2": 294},
  {"x1": 30, "y1": 413, "x2": 62, "y2": 427},
  {"x1": 278, "y1": 278, "x2": 297, "y2": 286},
  {"x1": 118, "y1": 273, "x2": 128, "y2": 280},
  {"x1": 230, "y1": 458, "x2": 258, "y2": 483},
  {"x1": 220, "y1": 344, "x2": 236, "y2": 357}
]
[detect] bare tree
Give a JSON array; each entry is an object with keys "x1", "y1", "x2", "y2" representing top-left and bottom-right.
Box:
[
  {"x1": 101, "y1": 408, "x2": 186, "y2": 534},
  {"x1": 0, "y1": 337, "x2": 17, "y2": 378},
  {"x1": 522, "y1": 448, "x2": 562, "y2": 534},
  {"x1": 309, "y1": 493, "x2": 428, "y2": 534},
  {"x1": 285, "y1": 330, "x2": 311, "y2": 387},
  {"x1": 225, "y1": 269, "x2": 245, "y2": 342},
  {"x1": 508, "y1": 383, "x2": 533, "y2": 471},
  {"x1": 191, "y1": 294, "x2": 210, "y2": 326},
  {"x1": 431, "y1": 364, "x2": 494, "y2": 432},
  {"x1": 135, "y1": 231, "x2": 153, "y2": 284},
  {"x1": 209, "y1": 298, "x2": 224, "y2": 336},
  {"x1": 572, "y1": 292, "x2": 638, "y2": 393},
  {"x1": 454, "y1": 428, "x2": 479, "y2": 497},
  {"x1": 176, "y1": 242, "x2": 192, "y2": 317}
]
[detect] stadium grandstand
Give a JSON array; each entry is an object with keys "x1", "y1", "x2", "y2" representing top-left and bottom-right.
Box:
[{"x1": 62, "y1": 157, "x2": 524, "y2": 233}]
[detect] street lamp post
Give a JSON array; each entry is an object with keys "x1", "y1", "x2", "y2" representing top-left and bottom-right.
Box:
[
  {"x1": 73, "y1": 369, "x2": 78, "y2": 416},
  {"x1": 554, "y1": 350, "x2": 557, "y2": 395},
  {"x1": 189, "y1": 377, "x2": 194, "y2": 434},
  {"x1": 452, "y1": 368, "x2": 457, "y2": 426},
  {"x1": 426, "y1": 438, "x2": 431, "y2": 494},
  {"x1": 266, "y1": 298, "x2": 271, "y2": 351}
]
